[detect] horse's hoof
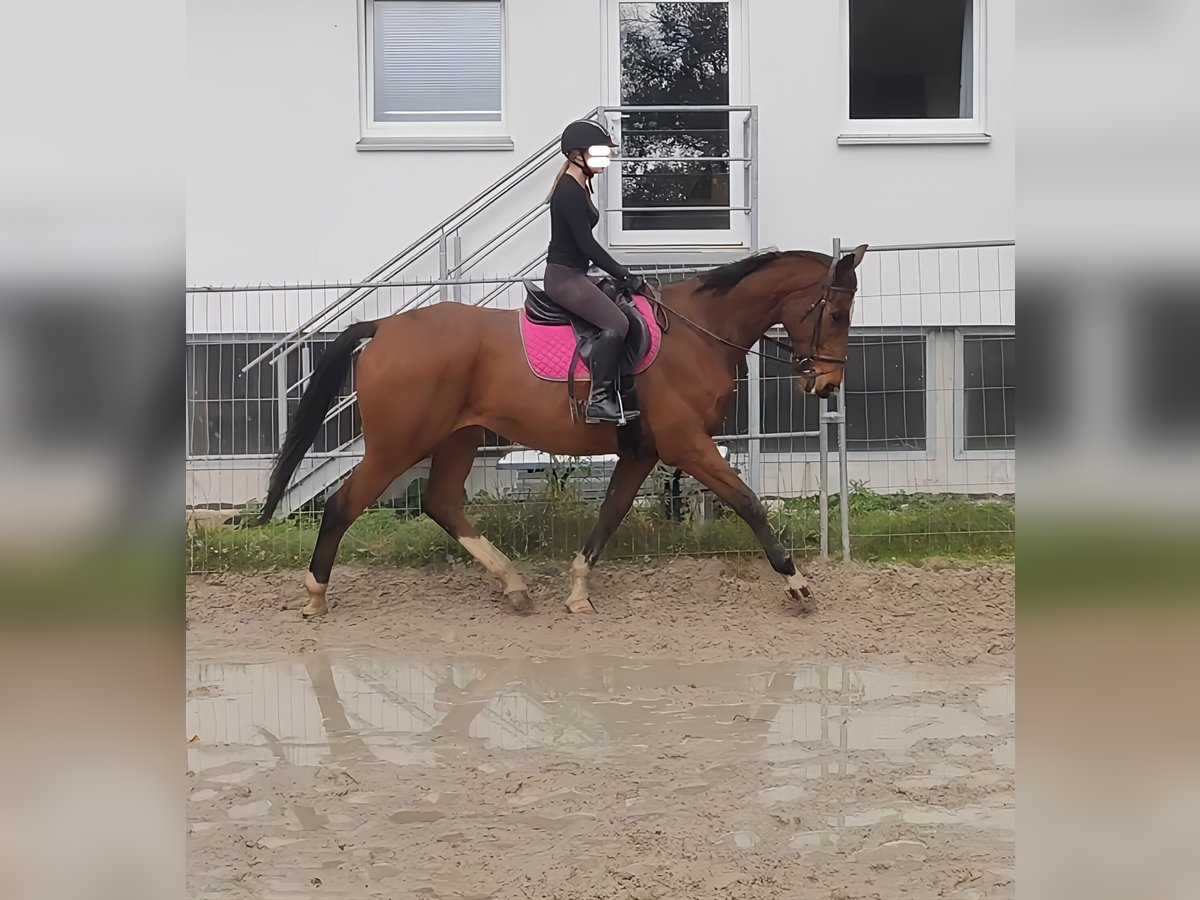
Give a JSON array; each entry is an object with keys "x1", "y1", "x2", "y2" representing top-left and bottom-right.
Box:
[
  {"x1": 787, "y1": 586, "x2": 814, "y2": 611},
  {"x1": 503, "y1": 590, "x2": 533, "y2": 615},
  {"x1": 565, "y1": 597, "x2": 597, "y2": 614},
  {"x1": 301, "y1": 601, "x2": 328, "y2": 619}
]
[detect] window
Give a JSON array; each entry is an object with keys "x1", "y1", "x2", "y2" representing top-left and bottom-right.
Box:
[
  {"x1": 842, "y1": 0, "x2": 986, "y2": 143},
  {"x1": 961, "y1": 333, "x2": 1014, "y2": 451},
  {"x1": 617, "y1": 1, "x2": 732, "y2": 232},
  {"x1": 360, "y1": 1, "x2": 510, "y2": 149},
  {"x1": 187, "y1": 342, "x2": 298, "y2": 457},
  {"x1": 761, "y1": 334, "x2": 928, "y2": 453}
]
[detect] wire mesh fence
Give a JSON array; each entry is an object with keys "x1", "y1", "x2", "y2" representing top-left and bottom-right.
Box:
[{"x1": 185, "y1": 240, "x2": 1014, "y2": 573}]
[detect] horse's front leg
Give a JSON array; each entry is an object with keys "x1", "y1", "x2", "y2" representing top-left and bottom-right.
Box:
[
  {"x1": 666, "y1": 435, "x2": 813, "y2": 606},
  {"x1": 566, "y1": 454, "x2": 659, "y2": 613}
]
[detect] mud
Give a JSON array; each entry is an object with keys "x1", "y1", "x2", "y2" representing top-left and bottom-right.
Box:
[
  {"x1": 186, "y1": 560, "x2": 1013, "y2": 898},
  {"x1": 187, "y1": 558, "x2": 1013, "y2": 666}
]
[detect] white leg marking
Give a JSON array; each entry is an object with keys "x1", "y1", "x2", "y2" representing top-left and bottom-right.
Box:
[
  {"x1": 785, "y1": 568, "x2": 812, "y2": 601},
  {"x1": 302, "y1": 571, "x2": 329, "y2": 618},
  {"x1": 565, "y1": 553, "x2": 596, "y2": 614},
  {"x1": 458, "y1": 535, "x2": 528, "y2": 594}
]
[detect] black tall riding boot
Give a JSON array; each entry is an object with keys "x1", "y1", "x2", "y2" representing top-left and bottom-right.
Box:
[{"x1": 585, "y1": 329, "x2": 640, "y2": 425}]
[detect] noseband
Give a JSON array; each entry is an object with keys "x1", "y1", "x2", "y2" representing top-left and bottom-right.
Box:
[{"x1": 762, "y1": 258, "x2": 855, "y2": 378}]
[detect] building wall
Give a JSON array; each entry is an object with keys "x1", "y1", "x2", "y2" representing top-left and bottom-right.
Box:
[
  {"x1": 186, "y1": 0, "x2": 1014, "y2": 287},
  {"x1": 185, "y1": 0, "x2": 1014, "y2": 506}
]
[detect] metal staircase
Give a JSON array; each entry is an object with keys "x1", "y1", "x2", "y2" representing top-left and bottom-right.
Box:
[{"x1": 249, "y1": 106, "x2": 759, "y2": 517}]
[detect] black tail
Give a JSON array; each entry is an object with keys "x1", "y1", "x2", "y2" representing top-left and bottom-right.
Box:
[{"x1": 257, "y1": 321, "x2": 378, "y2": 524}]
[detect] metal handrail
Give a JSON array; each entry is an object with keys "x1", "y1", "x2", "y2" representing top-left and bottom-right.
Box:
[
  {"x1": 243, "y1": 104, "x2": 759, "y2": 374},
  {"x1": 240, "y1": 104, "x2": 762, "y2": 496},
  {"x1": 241, "y1": 106, "x2": 607, "y2": 373},
  {"x1": 287, "y1": 261, "x2": 544, "y2": 436},
  {"x1": 450, "y1": 201, "x2": 549, "y2": 275}
]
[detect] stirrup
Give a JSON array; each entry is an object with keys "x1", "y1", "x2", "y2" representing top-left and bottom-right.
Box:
[{"x1": 584, "y1": 391, "x2": 640, "y2": 426}]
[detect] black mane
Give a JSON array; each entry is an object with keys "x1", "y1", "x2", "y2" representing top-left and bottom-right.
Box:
[{"x1": 697, "y1": 250, "x2": 831, "y2": 294}]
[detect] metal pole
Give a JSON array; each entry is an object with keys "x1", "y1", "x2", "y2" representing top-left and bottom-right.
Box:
[
  {"x1": 273, "y1": 352, "x2": 288, "y2": 451},
  {"x1": 746, "y1": 349, "x2": 762, "y2": 494},
  {"x1": 818, "y1": 397, "x2": 830, "y2": 560},
  {"x1": 451, "y1": 230, "x2": 462, "y2": 300},
  {"x1": 838, "y1": 394, "x2": 851, "y2": 561},
  {"x1": 438, "y1": 232, "x2": 449, "y2": 302},
  {"x1": 748, "y1": 107, "x2": 759, "y2": 251},
  {"x1": 831, "y1": 237, "x2": 849, "y2": 560}
]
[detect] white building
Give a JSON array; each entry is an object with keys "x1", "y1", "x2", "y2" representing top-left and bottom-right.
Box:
[{"x1": 186, "y1": 0, "x2": 1014, "y2": 511}]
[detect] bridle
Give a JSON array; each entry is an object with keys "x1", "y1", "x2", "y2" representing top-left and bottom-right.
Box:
[
  {"x1": 774, "y1": 257, "x2": 856, "y2": 378},
  {"x1": 649, "y1": 256, "x2": 855, "y2": 378}
]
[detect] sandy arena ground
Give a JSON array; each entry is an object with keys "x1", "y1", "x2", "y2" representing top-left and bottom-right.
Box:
[{"x1": 186, "y1": 558, "x2": 1014, "y2": 899}]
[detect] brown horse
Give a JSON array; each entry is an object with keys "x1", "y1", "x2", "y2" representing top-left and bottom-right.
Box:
[{"x1": 258, "y1": 245, "x2": 868, "y2": 617}]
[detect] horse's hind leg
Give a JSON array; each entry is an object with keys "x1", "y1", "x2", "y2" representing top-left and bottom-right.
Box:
[
  {"x1": 303, "y1": 452, "x2": 410, "y2": 618},
  {"x1": 566, "y1": 454, "x2": 659, "y2": 614},
  {"x1": 423, "y1": 427, "x2": 532, "y2": 614}
]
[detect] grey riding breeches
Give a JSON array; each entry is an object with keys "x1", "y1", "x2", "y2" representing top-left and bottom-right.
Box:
[{"x1": 543, "y1": 263, "x2": 629, "y2": 338}]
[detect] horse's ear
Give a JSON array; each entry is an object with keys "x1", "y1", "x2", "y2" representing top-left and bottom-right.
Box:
[{"x1": 836, "y1": 243, "x2": 868, "y2": 275}]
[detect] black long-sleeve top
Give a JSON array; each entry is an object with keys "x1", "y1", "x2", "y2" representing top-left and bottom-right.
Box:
[{"x1": 546, "y1": 176, "x2": 629, "y2": 280}]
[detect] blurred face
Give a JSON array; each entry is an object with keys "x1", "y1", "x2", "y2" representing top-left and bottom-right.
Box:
[{"x1": 572, "y1": 144, "x2": 615, "y2": 176}]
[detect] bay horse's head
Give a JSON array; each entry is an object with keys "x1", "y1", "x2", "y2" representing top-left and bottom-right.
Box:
[{"x1": 776, "y1": 244, "x2": 868, "y2": 398}]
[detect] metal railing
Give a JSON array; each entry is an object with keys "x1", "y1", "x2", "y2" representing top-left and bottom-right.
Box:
[
  {"x1": 202, "y1": 106, "x2": 761, "y2": 514},
  {"x1": 239, "y1": 105, "x2": 760, "y2": 377},
  {"x1": 187, "y1": 239, "x2": 1015, "y2": 572}
]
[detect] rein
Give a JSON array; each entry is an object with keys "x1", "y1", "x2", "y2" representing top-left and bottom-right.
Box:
[{"x1": 647, "y1": 260, "x2": 855, "y2": 375}]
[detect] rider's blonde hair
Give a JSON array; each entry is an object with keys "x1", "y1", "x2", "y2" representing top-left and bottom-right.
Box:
[{"x1": 545, "y1": 153, "x2": 584, "y2": 204}]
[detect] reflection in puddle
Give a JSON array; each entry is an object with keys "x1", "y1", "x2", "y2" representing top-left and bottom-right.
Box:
[
  {"x1": 187, "y1": 651, "x2": 1014, "y2": 897},
  {"x1": 187, "y1": 652, "x2": 1012, "y2": 781}
]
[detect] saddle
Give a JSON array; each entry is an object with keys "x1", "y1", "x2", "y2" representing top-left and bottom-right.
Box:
[
  {"x1": 522, "y1": 278, "x2": 653, "y2": 368},
  {"x1": 522, "y1": 276, "x2": 653, "y2": 423}
]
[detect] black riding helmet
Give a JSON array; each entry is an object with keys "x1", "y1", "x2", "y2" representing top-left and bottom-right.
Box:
[{"x1": 560, "y1": 119, "x2": 617, "y2": 156}]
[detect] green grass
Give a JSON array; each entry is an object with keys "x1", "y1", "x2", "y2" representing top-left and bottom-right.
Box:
[{"x1": 188, "y1": 484, "x2": 1014, "y2": 573}]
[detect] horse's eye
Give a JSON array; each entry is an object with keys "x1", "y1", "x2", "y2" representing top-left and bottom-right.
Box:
[{"x1": 831, "y1": 312, "x2": 850, "y2": 325}]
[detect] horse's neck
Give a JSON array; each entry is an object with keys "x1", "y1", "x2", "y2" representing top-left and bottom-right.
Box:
[{"x1": 676, "y1": 278, "x2": 783, "y2": 357}]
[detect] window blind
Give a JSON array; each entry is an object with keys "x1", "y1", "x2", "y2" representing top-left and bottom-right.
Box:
[{"x1": 372, "y1": 0, "x2": 502, "y2": 123}]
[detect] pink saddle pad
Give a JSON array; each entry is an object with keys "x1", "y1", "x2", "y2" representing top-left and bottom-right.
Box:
[{"x1": 519, "y1": 293, "x2": 662, "y2": 382}]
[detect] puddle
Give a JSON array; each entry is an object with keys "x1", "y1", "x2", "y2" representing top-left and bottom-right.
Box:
[
  {"x1": 187, "y1": 649, "x2": 1013, "y2": 898},
  {"x1": 187, "y1": 652, "x2": 1012, "y2": 774}
]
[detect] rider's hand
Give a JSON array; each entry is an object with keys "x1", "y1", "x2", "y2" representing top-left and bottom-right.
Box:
[{"x1": 621, "y1": 273, "x2": 649, "y2": 297}]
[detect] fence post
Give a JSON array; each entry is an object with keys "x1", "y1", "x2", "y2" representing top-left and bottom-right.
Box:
[
  {"x1": 830, "y1": 236, "x2": 850, "y2": 560},
  {"x1": 273, "y1": 352, "x2": 288, "y2": 452},
  {"x1": 838, "y1": 393, "x2": 851, "y2": 560},
  {"x1": 746, "y1": 348, "x2": 762, "y2": 494},
  {"x1": 819, "y1": 396, "x2": 829, "y2": 560}
]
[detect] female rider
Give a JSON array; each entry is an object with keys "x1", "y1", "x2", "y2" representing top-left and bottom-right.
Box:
[{"x1": 544, "y1": 119, "x2": 647, "y2": 424}]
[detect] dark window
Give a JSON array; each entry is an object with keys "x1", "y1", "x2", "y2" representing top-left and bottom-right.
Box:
[
  {"x1": 762, "y1": 334, "x2": 927, "y2": 452},
  {"x1": 849, "y1": 0, "x2": 974, "y2": 119},
  {"x1": 761, "y1": 341, "x2": 821, "y2": 451},
  {"x1": 618, "y1": 1, "x2": 731, "y2": 231},
  {"x1": 962, "y1": 334, "x2": 1015, "y2": 450},
  {"x1": 187, "y1": 342, "x2": 299, "y2": 456},
  {"x1": 1130, "y1": 286, "x2": 1200, "y2": 443}
]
